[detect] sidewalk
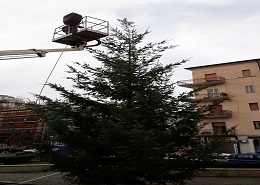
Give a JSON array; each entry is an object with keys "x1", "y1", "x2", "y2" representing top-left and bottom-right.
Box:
[
  {"x1": 197, "y1": 168, "x2": 260, "y2": 177},
  {"x1": 1, "y1": 164, "x2": 259, "y2": 177},
  {"x1": 0, "y1": 164, "x2": 54, "y2": 173}
]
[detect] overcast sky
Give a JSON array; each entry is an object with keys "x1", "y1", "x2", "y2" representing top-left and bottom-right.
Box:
[{"x1": 1, "y1": 0, "x2": 260, "y2": 101}]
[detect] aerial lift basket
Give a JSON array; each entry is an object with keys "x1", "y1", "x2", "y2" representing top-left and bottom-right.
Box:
[{"x1": 52, "y1": 12, "x2": 109, "y2": 47}]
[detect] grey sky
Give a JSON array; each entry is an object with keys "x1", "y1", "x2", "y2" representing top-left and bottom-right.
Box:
[{"x1": 1, "y1": 0, "x2": 260, "y2": 101}]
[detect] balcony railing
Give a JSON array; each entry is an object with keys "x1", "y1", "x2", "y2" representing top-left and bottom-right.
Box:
[
  {"x1": 194, "y1": 92, "x2": 230, "y2": 102},
  {"x1": 199, "y1": 129, "x2": 214, "y2": 135},
  {"x1": 206, "y1": 110, "x2": 232, "y2": 118},
  {"x1": 199, "y1": 128, "x2": 236, "y2": 135},
  {"x1": 177, "y1": 76, "x2": 225, "y2": 88}
]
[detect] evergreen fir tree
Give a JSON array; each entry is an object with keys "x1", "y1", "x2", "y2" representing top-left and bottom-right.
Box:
[{"x1": 36, "y1": 19, "x2": 221, "y2": 185}]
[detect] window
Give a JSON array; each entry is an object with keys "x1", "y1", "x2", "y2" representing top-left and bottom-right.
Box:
[
  {"x1": 205, "y1": 73, "x2": 217, "y2": 82},
  {"x1": 253, "y1": 121, "x2": 260, "y2": 129},
  {"x1": 242, "y1": 69, "x2": 251, "y2": 77},
  {"x1": 212, "y1": 122, "x2": 226, "y2": 134},
  {"x1": 246, "y1": 85, "x2": 255, "y2": 93},
  {"x1": 210, "y1": 105, "x2": 223, "y2": 115},
  {"x1": 249, "y1": 103, "x2": 259, "y2": 111},
  {"x1": 207, "y1": 89, "x2": 219, "y2": 98}
]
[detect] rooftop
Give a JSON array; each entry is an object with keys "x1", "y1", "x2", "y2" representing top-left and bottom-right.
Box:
[{"x1": 185, "y1": 58, "x2": 260, "y2": 70}]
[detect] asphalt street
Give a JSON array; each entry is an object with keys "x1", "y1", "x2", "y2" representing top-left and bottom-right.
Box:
[
  {"x1": 0, "y1": 172, "x2": 71, "y2": 185},
  {"x1": 0, "y1": 172, "x2": 260, "y2": 185}
]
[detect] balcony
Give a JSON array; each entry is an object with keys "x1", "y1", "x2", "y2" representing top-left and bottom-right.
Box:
[
  {"x1": 194, "y1": 92, "x2": 230, "y2": 102},
  {"x1": 177, "y1": 76, "x2": 225, "y2": 88},
  {"x1": 199, "y1": 128, "x2": 236, "y2": 136},
  {"x1": 206, "y1": 110, "x2": 232, "y2": 118},
  {"x1": 199, "y1": 129, "x2": 214, "y2": 135}
]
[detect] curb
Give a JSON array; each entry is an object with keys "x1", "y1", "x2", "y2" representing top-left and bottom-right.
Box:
[{"x1": 197, "y1": 168, "x2": 260, "y2": 177}]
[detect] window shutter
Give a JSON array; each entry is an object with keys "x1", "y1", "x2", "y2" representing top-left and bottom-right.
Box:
[
  {"x1": 205, "y1": 73, "x2": 217, "y2": 82},
  {"x1": 242, "y1": 69, "x2": 251, "y2": 77},
  {"x1": 212, "y1": 122, "x2": 226, "y2": 126},
  {"x1": 249, "y1": 103, "x2": 259, "y2": 111}
]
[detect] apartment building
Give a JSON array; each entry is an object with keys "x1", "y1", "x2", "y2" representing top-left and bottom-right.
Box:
[
  {"x1": 177, "y1": 59, "x2": 260, "y2": 153},
  {"x1": 0, "y1": 95, "x2": 44, "y2": 147}
]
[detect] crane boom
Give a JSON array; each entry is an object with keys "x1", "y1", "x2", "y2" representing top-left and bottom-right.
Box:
[{"x1": 0, "y1": 45, "x2": 84, "y2": 59}]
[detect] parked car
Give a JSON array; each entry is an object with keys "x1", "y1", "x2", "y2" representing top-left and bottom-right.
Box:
[
  {"x1": 219, "y1": 153, "x2": 231, "y2": 159},
  {"x1": 227, "y1": 153, "x2": 260, "y2": 163},
  {"x1": 213, "y1": 152, "x2": 231, "y2": 159}
]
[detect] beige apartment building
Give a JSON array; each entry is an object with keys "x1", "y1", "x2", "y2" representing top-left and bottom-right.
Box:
[{"x1": 178, "y1": 59, "x2": 260, "y2": 153}]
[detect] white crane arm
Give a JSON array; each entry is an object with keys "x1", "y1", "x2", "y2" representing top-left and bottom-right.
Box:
[{"x1": 0, "y1": 45, "x2": 84, "y2": 59}]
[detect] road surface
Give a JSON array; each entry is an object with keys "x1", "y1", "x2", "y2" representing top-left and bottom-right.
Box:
[{"x1": 0, "y1": 172, "x2": 260, "y2": 185}]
